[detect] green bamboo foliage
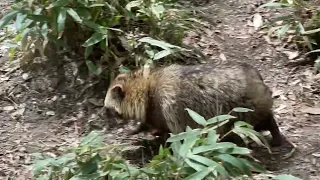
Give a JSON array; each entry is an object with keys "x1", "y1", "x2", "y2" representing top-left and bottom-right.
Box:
[
  {"x1": 0, "y1": 0, "x2": 198, "y2": 75},
  {"x1": 31, "y1": 107, "x2": 301, "y2": 179}
]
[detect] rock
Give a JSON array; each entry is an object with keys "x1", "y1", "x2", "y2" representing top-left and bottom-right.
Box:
[
  {"x1": 46, "y1": 111, "x2": 55, "y2": 116},
  {"x1": 22, "y1": 73, "x2": 30, "y2": 80}
]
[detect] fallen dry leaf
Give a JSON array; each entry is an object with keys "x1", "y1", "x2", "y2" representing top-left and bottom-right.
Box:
[
  {"x1": 287, "y1": 93, "x2": 297, "y2": 101},
  {"x1": 272, "y1": 88, "x2": 283, "y2": 98},
  {"x1": 312, "y1": 153, "x2": 320, "y2": 157},
  {"x1": 283, "y1": 51, "x2": 299, "y2": 60},
  {"x1": 263, "y1": 35, "x2": 272, "y2": 44},
  {"x1": 300, "y1": 107, "x2": 320, "y2": 115},
  {"x1": 88, "y1": 98, "x2": 104, "y2": 107},
  {"x1": 290, "y1": 79, "x2": 301, "y2": 86},
  {"x1": 247, "y1": 20, "x2": 254, "y2": 27},
  {"x1": 274, "y1": 104, "x2": 287, "y2": 114},
  {"x1": 253, "y1": 13, "x2": 263, "y2": 30},
  {"x1": 236, "y1": 35, "x2": 250, "y2": 39},
  {"x1": 11, "y1": 108, "x2": 26, "y2": 119},
  {"x1": 0, "y1": 76, "x2": 9, "y2": 81}
]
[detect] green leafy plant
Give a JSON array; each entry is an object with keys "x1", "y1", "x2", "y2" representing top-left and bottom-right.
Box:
[
  {"x1": 145, "y1": 107, "x2": 267, "y2": 179},
  {"x1": 259, "y1": 0, "x2": 312, "y2": 40},
  {"x1": 31, "y1": 107, "x2": 300, "y2": 179},
  {"x1": 31, "y1": 131, "x2": 139, "y2": 179},
  {"x1": 259, "y1": 0, "x2": 320, "y2": 71},
  {"x1": 0, "y1": 0, "x2": 199, "y2": 78}
]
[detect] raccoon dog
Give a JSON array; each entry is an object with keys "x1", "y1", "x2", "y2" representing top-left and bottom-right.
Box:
[{"x1": 104, "y1": 61, "x2": 283, "y2": 146}]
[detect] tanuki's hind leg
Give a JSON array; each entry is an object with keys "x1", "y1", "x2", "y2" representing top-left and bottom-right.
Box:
[
  {"x1": 254, "y1": 112, "x2": 284, "y2": 147},
  {"x1": 268, "y1": 116, "x2": 283, "y2": 146}
]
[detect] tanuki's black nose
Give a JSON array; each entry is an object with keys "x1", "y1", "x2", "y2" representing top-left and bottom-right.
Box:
[{"x1": 105, "y1": 108, "x2": 119, "y2": 118}]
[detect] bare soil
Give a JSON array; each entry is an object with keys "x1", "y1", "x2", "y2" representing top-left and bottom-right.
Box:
[{"x1": 1, "y1": 0, "x2": 320, "y2": 179}]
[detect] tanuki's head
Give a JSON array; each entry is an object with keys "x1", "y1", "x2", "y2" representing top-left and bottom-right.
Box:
[{"x1": 103, "y1": 67, "x2": 151, "y2": 122}]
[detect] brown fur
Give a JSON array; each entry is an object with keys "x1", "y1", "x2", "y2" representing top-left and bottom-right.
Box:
[{"x1": 104, "y1": 61, "x2": 283, "y2": 146}]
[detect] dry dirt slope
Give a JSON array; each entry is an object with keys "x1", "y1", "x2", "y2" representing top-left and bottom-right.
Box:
[{"x1": 1, "y1": 0, "x2": 320, "y2": 179}]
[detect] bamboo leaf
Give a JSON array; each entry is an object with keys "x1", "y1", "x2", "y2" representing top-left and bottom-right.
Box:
[
  {"x1": 278, "y1": 24, "x2": 291, "y2": 39},
  {"x1": 57, "y1": 8, "x2": 67, "y2": 38},
  {"x1": 185, "y1": 108, "x2": 207, "y2": 126},
  {"x1": 138, "y1": 37, "x2": 182, "y2": 50},
  {"x1": 231, "y1": 107, "x2": 254, "y2": 113},
  {"x1": 41, "y1": 23, "x2": 48, "y2": 38},
  {"x1": 153, "y1": 49, "x2": 173, "y2": 60},
  {"x1": 185, "y1": 167, "x2": 212, "y2": 180},
  {"x1": 185, "y1": 159, "x2": 206, "y2": 172},
  {"x1": 207, "y1": 115, "x2": 236, "y2": 125},
  {"x1": 0, "y1": 10, "x2": 19, "y2": 29},
  {"x1": 187, "y1": 154, "x2": 229, "y2": 178},
  {"x1": 82, "y1": 32, "x2": 108, "y2": 47},
  {"x1": 67, "y1": 8, "x2": 83, "y2": 23},
  {"x1": 15, "y1": 13, "x2": 27, "y2": 31},
  {"x1": 274, "y1": 175, "x2": 301, "y2": 180},
  {"x1": 85, "y1": 46, "x2": 93, "y2": 59},
  {"x1": 47, "y1": 0, "x2": 70, "y2": 9},
  {"x1": 215, "y1": 154, "x2": 251, "y2": 176},
  {"x1": 27, "y1": 15, "x2": 52, "y2": 22},
  {"x1": 125, "y1": 0, "x2": 142, "y2": 11},
  {"x1": 192, "y1": 142, "x2": 236, "y2": 154},
  {"x1": 166, "y1": 129, "x2": 201, "y2": 142},
  {"x1": 86, "y1": 60, "x2": 102, "y2": 75}
]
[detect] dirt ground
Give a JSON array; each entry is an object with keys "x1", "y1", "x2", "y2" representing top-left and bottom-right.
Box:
[{"x1": 1, "y1": 0, "x2": 320, "y2": 179}]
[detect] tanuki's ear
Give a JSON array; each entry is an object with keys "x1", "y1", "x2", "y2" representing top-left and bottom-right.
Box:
[
  {"x1": 111, "y1": 85, "x2": 125, "y2": 99},
  {"x1": 114, "y1": 73, "x2": 128, "y2": 82}
]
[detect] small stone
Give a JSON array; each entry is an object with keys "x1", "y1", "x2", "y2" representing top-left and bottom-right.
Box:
[
  {"x1": 51, "y1": 96, "x2": 58, "y2": 101},
  {"x1": 46, "y1": 111, "x2": 55, "y2": 116},
  {"x1": 219, "y1": 53, "x2": 227, "y2": 61},
  {"x1": 117, "y1": 128, "x2": 124, "y2": 133},
  {"x1": 22, "y1": 73, "x2": 29, "y2": 80},
  {"x1": 3, "y1": 106, "x2": 15, "y2": 111}
]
